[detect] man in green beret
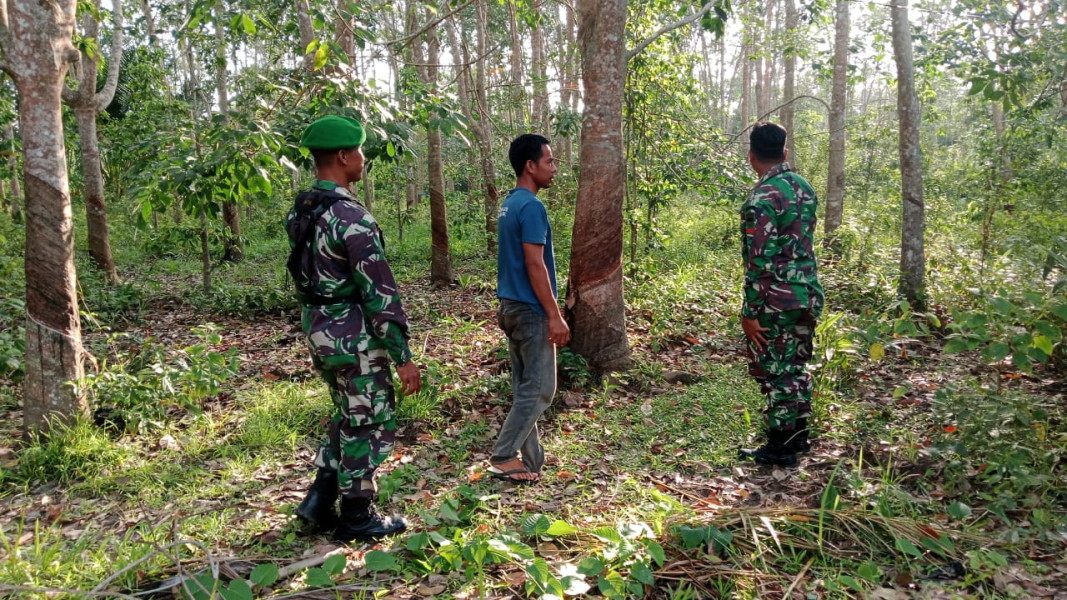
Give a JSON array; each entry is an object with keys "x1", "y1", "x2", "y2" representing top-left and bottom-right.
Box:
[{"x1": 286, "y1": 115, "x2": 422, "y2": 542}]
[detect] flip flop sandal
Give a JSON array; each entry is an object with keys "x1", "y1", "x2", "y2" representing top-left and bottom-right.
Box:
[{"x1": 487, "y1": 465, "x2": 540, "y2": 485}]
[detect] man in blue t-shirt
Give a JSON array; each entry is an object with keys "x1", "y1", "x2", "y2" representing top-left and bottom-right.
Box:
[{"x1": 489, "y1": 134, "x2": 570, "y2": 484}]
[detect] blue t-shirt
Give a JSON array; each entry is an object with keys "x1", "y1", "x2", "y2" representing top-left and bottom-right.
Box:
[{"x1": 497, "y1": 187, "x2": 556, "y2": 314}]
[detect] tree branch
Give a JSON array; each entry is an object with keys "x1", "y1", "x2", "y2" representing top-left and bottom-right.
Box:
[
  {"x1": 627, "y1": 0, "x2": 716, "y2": 62},
  {"x1": 95, "y1": 0, "x2": 123, "y2": 111},
  {"x1": 380, "y1": 0, "x2": 477, "y2": 50},
  {"x1": 728, "y1": 95, "x2": 832, "y2": 143}
]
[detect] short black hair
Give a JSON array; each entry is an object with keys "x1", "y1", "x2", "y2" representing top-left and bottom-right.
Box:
[
  {"x1": 310, "y1": 147, "x2": 359, "y2": 167},
  {"x1": 749, "y1": 122, "x2": 787, "y2": 162},
  {"x1": 509, "y1": 133, "x2": 551, "y2": 178}
]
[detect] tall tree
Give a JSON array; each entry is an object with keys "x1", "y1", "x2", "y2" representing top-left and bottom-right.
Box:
[
  {"x1": 447, "y1": 2, "x2": 498, "y2": 254},
  {"x1": 824, "y1": 0, "x2": 849, "y2": 235},
  {"x1": 567, "y1": 0, "x2": 631, "y2": 372},
  {"x1": 422, "y1": 11, "x2": 454, "y2": 285},
  {"x1": 63, "y1": 0, "x2": 124, "y2": 284},
  {"x1": 780, "y1": 0, "x2": 797, "y2": 161},
  {"x1": 529, "y1": 4, "x2": 549, "y2": 132},
  {"x1": 215, "y1": 0, "x2": 241, "y2": 262},
  {"x1": 296, "y1": 0, "x2": 315, "y2": 74},
  {"x1": 891, "y1": 0, "x2": 925, "y2": 306},
  {"x1": 506, "y1": 1, "x2": 525, "y2": 128},
  {"x1": 1, "y1": 0, "x2": 87, "y2": 435}
]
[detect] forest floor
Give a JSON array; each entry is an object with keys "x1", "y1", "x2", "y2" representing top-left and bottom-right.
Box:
[{"x1": 0, "y1": 271, "x2": 1065, "y2": 599}]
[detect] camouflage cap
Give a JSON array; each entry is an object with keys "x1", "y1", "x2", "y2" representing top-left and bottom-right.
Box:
[{"x1": 301, "y1": 115, "x2": 366, "y2": 150}]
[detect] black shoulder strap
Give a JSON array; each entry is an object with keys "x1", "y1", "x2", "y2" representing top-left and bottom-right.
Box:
[{"x1": 286, "y1": 188, "x2": 348, "y2": 305}]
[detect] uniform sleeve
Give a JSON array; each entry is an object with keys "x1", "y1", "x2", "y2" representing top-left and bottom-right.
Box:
[
  {"x1": 343, "y1": 220, "x2": 413, "y2": 366},
  {"x1": 741, "y1": 191, "x2": 782, "y2": 319}
]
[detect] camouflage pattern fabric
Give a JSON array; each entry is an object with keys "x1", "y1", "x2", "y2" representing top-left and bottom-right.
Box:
[
  {"x1": 286, "y1": 182, "x2": 412, "y2": 499},
  {"x1": 740, "y1": 163, "x2": 823, "y2": 432},
  {"x1": 746, "y1": 309, "x2": 816, "y2": 431},
  {"x1": 740, "y1": 163, "x2": 824, "y2": 320}
]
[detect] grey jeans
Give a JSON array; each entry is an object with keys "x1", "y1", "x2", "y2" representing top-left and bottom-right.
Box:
[{"x1": 491, "y1": 299, "x2": 557, "y2": 472}]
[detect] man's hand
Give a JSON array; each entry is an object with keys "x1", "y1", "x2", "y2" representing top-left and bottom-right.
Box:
[
  {"x1": 548, "y1": 313, "x2": 571, "y2": 347},
  {"x1": 396, "y1": 361, "x2": 422, "y2": 396},
  {"x1": 741, "y1": 316, "x2": 770, "y2": 353}
]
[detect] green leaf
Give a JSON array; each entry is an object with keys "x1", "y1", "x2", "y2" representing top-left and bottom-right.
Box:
[
  {"x1": 676, "y1": 525, "x2": 707, "y2": 549},
  {"x1": 521, "y1": 513, "x2": 551, "y2": 537},
  {"x1": 894, "y1": 537, "x2": 922, "y2": 557},
  {"x1": 947, "y1": 501, "x2": 972, "y2": 520},
  {"x1": 838, "y1": 574, "x2": 865, "y2": 592},
  {"x1": 386, "y1": 141, "x2": 396, "y2": 157},
  {"x1": 630, "y1": 560, "x2": 655, "y2": 586},
  {"x1": 249, "y1": 563, "x2": 279, "y2": 587},
  {"x1": 1050, "y1": 303, "x2": 1067, "y2": 321},
  {"x1": 525, "y1": 557, "x2": 551, "y2": 587},
  {"x1": 364, "y1": 550, "x2": 396, "y2": 572},
  {"x1": 981, "y1": 341, "x2": 1011, "y2": 363},
  {"x1": 943, "y1": 337, "x2": 971, "y2": 354},
  {"x1": 546, "y1": 520, "x2": 579, "y2": 537},
  {"x1": 313, "y1": 43, "x2": 328, "y2": 70},
  {"x1": 708, "y1": 527, "x2": 733, "y2": 552},
  {"x1": 140, "y1": 200, "x2": 154, "y2": 225},
  {"x1": 856, "y1": 561, "x2": 881, "y2": 582},
  {"x1": 1032, "y1": 334, "x2": 1054, "y2": 356},
  {"x1": 892, "y1": 385, "x2": 909, "y2": 398},
  {"x1": 220, "y1": 580, "x2": 253, "y2": 600},
  {"x1": 577, "y1": 557, "x2": 604, "y2": 577},
  {"x1": 322, "y1": 554, "x2": 346, "y2": 575},
  {"x1": 304, "y1": 567, "x2": 334, "y2": 588},
  {"x1": 643, "y1": 540, "x2": 666, "y2": 566},
  {"x1": 406, "y1": 531, "x2": 430, "y2": 554},
  {"x1": 597, "y1": 571, "x2": 627, "y2": 599},
  {"x1": 591, "y1": 526, "x2": 623, "y2": 544},
  {"x1": 439, "y1": 498, "x2": 460, "y2": 522}
]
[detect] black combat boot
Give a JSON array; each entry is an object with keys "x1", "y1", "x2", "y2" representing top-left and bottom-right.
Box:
[
  {"x1": 295, "y1": 468, "x2": 339, "y2": 530},
  {"x1": 739, "y1": 428, "x2": 798, "y2": 467},
  {"x1": 790, "y1": 418, "x2": 811, "y2": 454},
  {"x1": 334, "y1": 497, "x2": 407, "y2": 543}
]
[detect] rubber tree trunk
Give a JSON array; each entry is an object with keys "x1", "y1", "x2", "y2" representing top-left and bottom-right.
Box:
[
  {"x1": 424, "y1": 18, "x2": 453, "y2": 285},
  {"x1": 63, "y1": 0, "x2": 123, "y2": 284},
  {"x1": 567, "y1": 0, "x2": 631, "y2": 372},
  {"x1": 507, "y1": 1, "x2": 526, "y2": 128},
  {"x1": 4, "y1": 0, "x2": 88, "y2": 436},
  {"x1": 824, "y1": 0, "x2": 849, "y2": 235},
  {"x1": 474, "y1": 0, "x2": 499, "y2": 253},
  {"x1": 780, "y1": 0, "x2": 797, "y2": 162},
  {"x1": 296, "y1": 0, "x2": 315, "y2": 74},
  {"x1": 891, "y1": 0, "x2": 926, "y2": 308}
]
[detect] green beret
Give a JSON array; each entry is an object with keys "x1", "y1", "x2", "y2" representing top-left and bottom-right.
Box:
[{"x1": 300, "y1": 115, "x2": 366, "y2": 150}]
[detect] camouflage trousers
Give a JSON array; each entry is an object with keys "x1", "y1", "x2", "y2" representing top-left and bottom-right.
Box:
[
  {"x1": 312, "y1": 366, "x2": 397, "y2": 500},
  {"x1": 746, "y1": 309, "x2": 817, "y2": 432}
]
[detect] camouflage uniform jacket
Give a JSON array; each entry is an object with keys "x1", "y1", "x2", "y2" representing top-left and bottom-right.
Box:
[
  {"x1": 286, "y1": 181, "x2": 413, "y2": 373},
  {"x1": 740, "y1": 163, "x2": 824, "y2": 320}
]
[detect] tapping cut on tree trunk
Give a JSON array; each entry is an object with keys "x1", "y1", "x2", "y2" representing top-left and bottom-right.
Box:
[
  {"x1": 567, "y1": 0, "x2": 631, "y2": 372},
  {"x1": 3, "y1": 0, "x2": 88, "y2": 435}
]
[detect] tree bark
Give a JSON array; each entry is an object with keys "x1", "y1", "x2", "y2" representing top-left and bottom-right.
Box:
[
  {"x1": 423, "y1": 17, "x2": 453, "y2": 285},
  {"x1": 507, "y1": 1, "x2": 526, "y2": 128},
  {"x1": 824, "y1": 0, "x2": 848, "y2": 235},
  {"x1": 4, "y1": 0, "x2": 87, "y2": 435},
  {"x1": 567, "y1": 0, "x2": 631, "y2": 372},
  {"x1": 891, "y1": 0, "x2": 925, "y2": 307},
  {"x1": 780, "y1": 0, "x2": 797, "y2": 162},
  {"x1": 141, "y1": 0, "x2": 156, "y2": 46},
  {"x1": 62, "y1": 0, "x2": 123, "y2": 284},
  {"x1": 296, "y1": 0, "x2": 315, "y2": 74},
  {"x1": 530, "y1": 4, "x2": 549, "y2": 133},
  {"x1": 741, "y1": 37, "x2": 752, "y2": 155},
  {"x1": 334, "y1": 0, "x2": 357, "y2": 77},
  {"x1": 215, "y1": 0, "x2": 241, "y2": 262},
  {"x1": 361, "y1": 163, "x2": 374, "y2": 212}
]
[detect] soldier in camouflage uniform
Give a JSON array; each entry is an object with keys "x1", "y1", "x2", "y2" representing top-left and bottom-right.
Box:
[
  {"x1": 286, "y1": 115, "x2": 421, "y2": 541},
  {"x1": 737, "y1": 122, "x2": 824, "y2": 467}
]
